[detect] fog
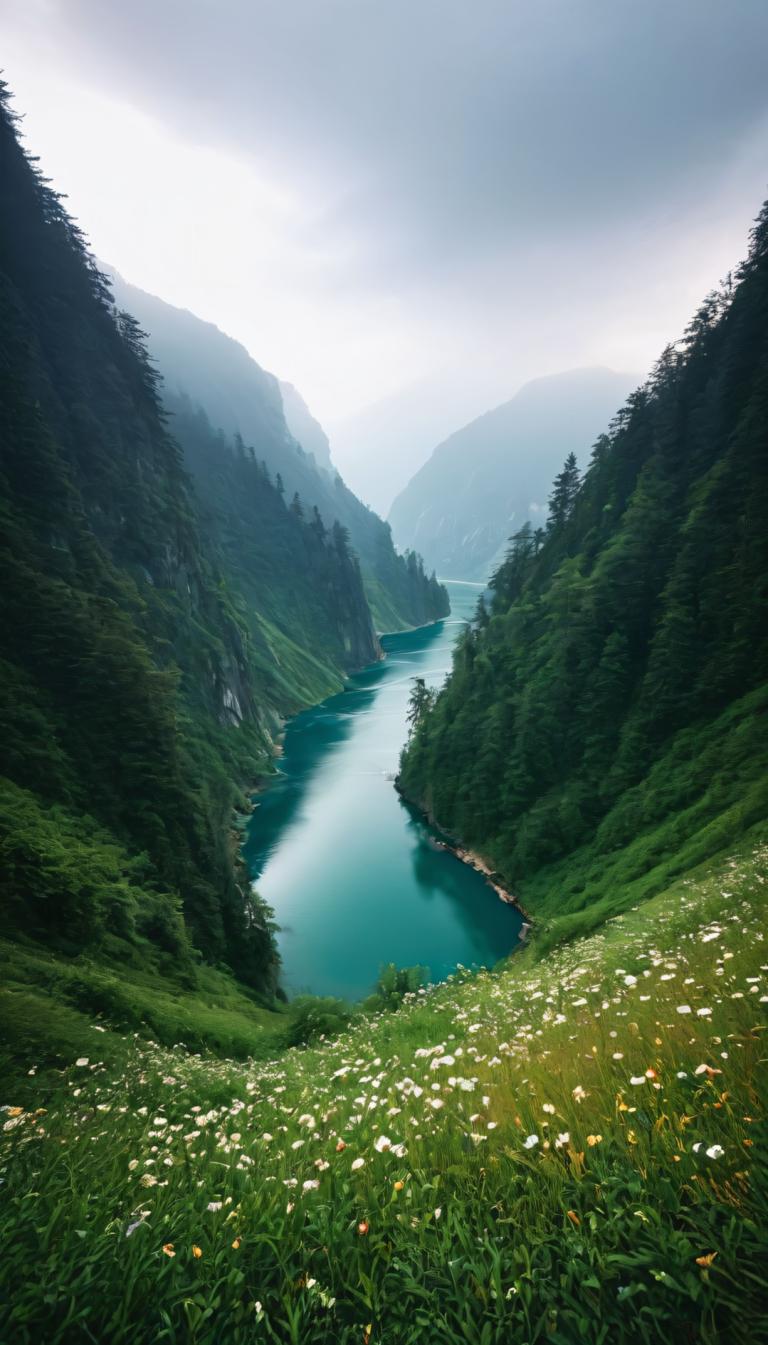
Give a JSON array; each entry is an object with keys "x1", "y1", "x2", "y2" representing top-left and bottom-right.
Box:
[{"x1": 4, "y1": 0, "x2": 768, "y2": 506}]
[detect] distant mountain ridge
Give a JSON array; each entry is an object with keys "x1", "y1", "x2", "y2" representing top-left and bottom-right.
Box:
[
  {"x1": 279, "y1": 379, "x2": 334, "y2": 474},
  {"x1": 107, "y1": 268, "x2": 448, "y2": 632},
  {"x1": 389, "y1": 368, "x2": 637, "y2": 579}
]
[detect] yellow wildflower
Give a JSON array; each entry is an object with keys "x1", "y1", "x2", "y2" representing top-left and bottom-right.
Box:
[{"x1": 696, "y1": 1252, "x2": 717, "y2": 1268}]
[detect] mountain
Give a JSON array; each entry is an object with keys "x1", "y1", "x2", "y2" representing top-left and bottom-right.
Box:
[
  {"x1": 0, "y1": 83, "x2": 379, "y2": 995},
  {"x1": 106, "y1": 269, "x2": 448, "y2": 632},
  {"x1": 388, "y1": 368, "x2": 637, "y2": 579},
  {"x1": 279, "y1": 379, "x2": 334, "y2": 473},
  {"x1": 399, "y1": 207, "x2": 768, "y2": 943},
  {"x1": 327, "y1": 374, "x2": 494, "y2": 514}
]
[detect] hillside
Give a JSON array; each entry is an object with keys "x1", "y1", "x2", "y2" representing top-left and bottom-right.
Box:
[
  {"x1": 399, "y1": 209, "x2": 768, "y2": 944},
  {"x1": 2, "y1": 840, "x2": 766, "y2": 1341},
  {"x1": 0, "y1": 83, "x2": 378, "y2": 999},
  {"x1": 389, "y1": 369, "x2": 636, "y2": 579},
  {"x1": 106, "y1": 269, "x2": 448, "y2": 632}
]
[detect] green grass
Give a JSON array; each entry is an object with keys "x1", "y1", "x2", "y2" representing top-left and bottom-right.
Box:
[
  {"x1": 0, "y1": 940, "x2": 288, "y2": 1100},
  {"x1": 498, "y1": 687, "x2": 768, "y2": 950},
  {"x1": 2, "y1": 845, "x2": 767, "y2": 1342}
]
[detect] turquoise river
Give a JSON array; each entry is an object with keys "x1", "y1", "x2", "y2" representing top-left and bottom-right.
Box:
[{"x1": 242, "y1": 581, "x2": 522, "y2": 1000}]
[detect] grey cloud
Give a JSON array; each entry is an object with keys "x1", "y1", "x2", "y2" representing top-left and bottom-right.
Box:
[{"x1": 17, "y1": 0, "x2": 768, "y2": 285}]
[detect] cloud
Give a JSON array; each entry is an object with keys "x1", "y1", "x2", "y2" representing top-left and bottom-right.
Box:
[{"x1": 3, "y1": 0, "x2": 768, "y2": 464}]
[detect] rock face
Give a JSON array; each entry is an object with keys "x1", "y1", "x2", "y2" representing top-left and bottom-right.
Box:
[{"x1": 389, "y1": 368, "x2": 637, "y2": 580}]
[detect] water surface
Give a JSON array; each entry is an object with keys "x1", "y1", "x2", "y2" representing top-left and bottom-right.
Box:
[{"x1": 243, "y1": 581, "x2": 521, "y2": 999}]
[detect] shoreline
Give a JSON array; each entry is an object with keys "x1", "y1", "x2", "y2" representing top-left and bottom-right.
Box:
[{"x1": 394, "y1": 780, "x2": 533, "y2": 936}]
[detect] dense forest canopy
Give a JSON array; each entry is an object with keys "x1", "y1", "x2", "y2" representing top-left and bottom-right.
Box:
[{"x1": 400, "y1": 201, "x2": 768, "y2": 941}]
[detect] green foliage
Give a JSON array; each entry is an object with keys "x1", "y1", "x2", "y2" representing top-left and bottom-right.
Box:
[
  {"x1": 1, "y1": 844, "x2": 767, "y2": 1342},
  {"x1": 400, "y1": 203, "x2": 768, "y2": 934},
  {"x1": 169, "y1": 394, "x2": 379, "y2": 706},
  {"x1": 283, "y1": 995, "x2": 354, "y2": 1047},
  {"x1": 363, "y1": 962, "x2": 429, "y2": 1012}
]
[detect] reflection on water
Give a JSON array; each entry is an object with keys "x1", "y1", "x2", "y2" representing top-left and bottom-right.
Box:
[{"x1": 243, "y1": 581, "x2": 522, "y2": 1000}]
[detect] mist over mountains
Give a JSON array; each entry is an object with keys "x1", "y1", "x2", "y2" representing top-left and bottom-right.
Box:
[
  {"x1": 106, "y1": 268, "x2": 447, "y2": 632},
  {"x1": 389, "y1": 367, "x2": 637, "y2": 580}
]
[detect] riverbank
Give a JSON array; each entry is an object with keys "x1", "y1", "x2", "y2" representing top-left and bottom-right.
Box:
[
  {"x1": 394, "y1": 779, "x2": 532, "y2": 933},
  {"x1": 242, "y1": 581, "x2": 520, "y2": 999}
]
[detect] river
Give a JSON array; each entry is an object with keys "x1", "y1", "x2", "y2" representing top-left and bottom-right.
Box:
[{"x1": 242, "y1": 580, "x2": 522, "y2": 1000}]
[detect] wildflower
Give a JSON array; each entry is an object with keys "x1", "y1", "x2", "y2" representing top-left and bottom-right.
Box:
[
  {"x1": 555, "y1": 1132, "x2": 570, "y2": 1148},
  {"x1": 697, "y1": 1008, "x2": 712, "y2": 1017},
  {"x1": 394, "y1": 1180, "x2": 404, "y2": 1191},
  {"x1": 696, "y1": 1252, "x2": 717, "y2": 1267},
  {"x1": 298, "y1": 1113, "x2": 316, "y2": 1128},
  {"x1": 705, "y1": 1144, "x2": 724, "y2": 1160},
  {"x1": 629, "y1": 1076, "x2": 646, "y2": 1086},
  {"x1": 572, "y1": 1085, "x2": 586, "y2": 1103},
  {"x1": 523, "y1": 1134, "x2": 539, "y2": 1149},
  {"x1": 162, "y1": 1244, "x2": 175, "y2": 1257},
  {"x1": 566, "y1": 1210, "x2": 580, "y2": 1227},
  {"x1": 303, "y1": 1179, "x2": 320, "y2": 1191},
  {"x1": 357, "y1": 1220, "x2": 369, "y2": 1235},
  {"x1": 75, "y1": 1057, "x2": 89, "y2": 1067},
  {"x1": 434, "y1": 1206, "x2": 442, "y2": 1219},
  {"x1": 374, "y1": 1135, "x2": 391, "y2": 1152},
  {"x1": 206, "y1": 1201, "x2": 223, "y2": 1213},
  {"x1": 192, "y1": 1245, "x2": 203, "y2": 1258},
  {"x1": 351, "y1": 1157, "x2": 365, "y2": 1170},
  {"x1": 676, "y1": 1006, "x2": 692, "y2": 1015},
  {"x1": 542, "y1": 1103, "x2": 555, "y2": 1114},
  {"x1": 231, "y1": 1238, "x2": 241, "y2": 1250},
  {"x1": 587, "y1": 1134, "x2": 602, "y2": 1146},
  {"x1": 336, "y1": 1140, "x2": 346, "y2": 1152}
]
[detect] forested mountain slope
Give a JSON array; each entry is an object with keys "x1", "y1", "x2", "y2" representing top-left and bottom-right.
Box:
[
  {"x1": 0, "y1": 84, "x2": 375, "y2": 994},
  {"x1": 389, "y1": 368, "x2": 635, "y2": 580},
  {"x1": 400, "y1": 206, "x2": 768, "y2": 942},
  {"x1": 106, "y1": 269, "x2": 448, "y2": 631}
]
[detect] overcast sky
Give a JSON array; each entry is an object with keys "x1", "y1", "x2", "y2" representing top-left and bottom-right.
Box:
[{"x1": 3, "y1": 0, "x2": 768, "y2": 505}]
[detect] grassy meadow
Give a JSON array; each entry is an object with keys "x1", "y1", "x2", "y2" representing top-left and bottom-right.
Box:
[{"x1": 2, "y1": 842, "x2": 767, "y2": 1343}]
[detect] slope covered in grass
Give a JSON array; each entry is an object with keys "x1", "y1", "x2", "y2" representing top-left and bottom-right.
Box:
[{"x1": 2, "y1": 841, "x2": 767, "y2": 1343}]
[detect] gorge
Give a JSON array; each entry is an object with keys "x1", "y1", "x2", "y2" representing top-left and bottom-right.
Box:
[{"x1": 243, "y1": 582, "x2": 522, "y2": 1000}]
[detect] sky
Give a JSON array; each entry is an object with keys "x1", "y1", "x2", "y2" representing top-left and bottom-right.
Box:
[{"x1": 3, "y1": 0, "x2": 768, "y2": 509}]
